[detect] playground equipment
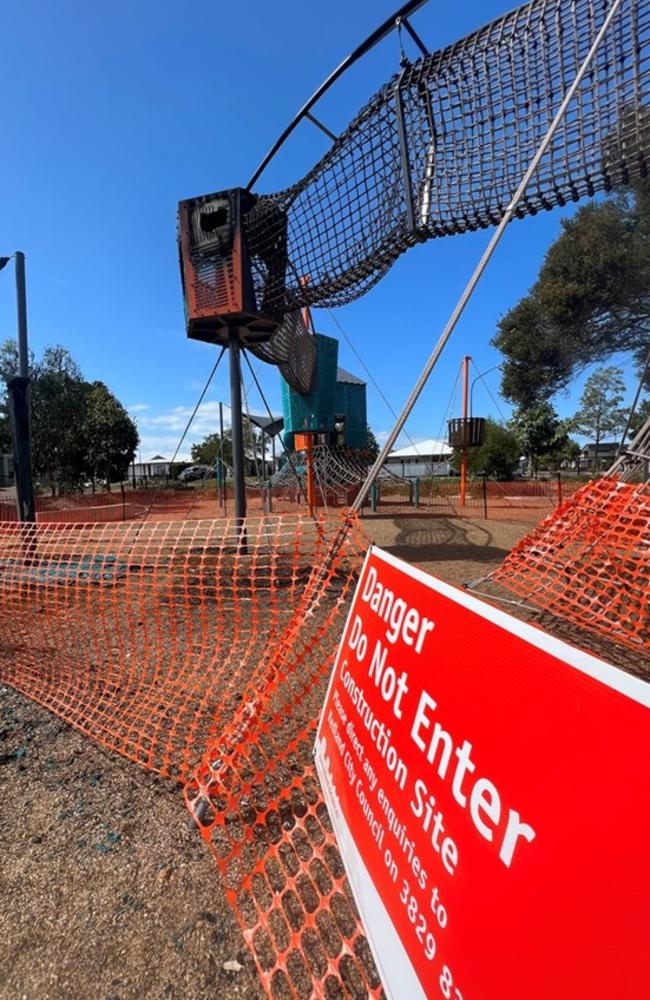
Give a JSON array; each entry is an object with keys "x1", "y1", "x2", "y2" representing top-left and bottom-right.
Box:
[
  {"x1": 178, "y1": 0, "x2": 648, "y2": 524},
  {"x1": 447, "y1": 355, "x2": 486, "y2": 507},
  {"x1": 2, "y1": 2, "x2": 650, "y2": 998}
]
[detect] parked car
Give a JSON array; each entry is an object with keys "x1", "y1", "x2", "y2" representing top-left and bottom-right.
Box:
[{"x1": 177, "y1": 464, "x2": 213, "y2": 483}]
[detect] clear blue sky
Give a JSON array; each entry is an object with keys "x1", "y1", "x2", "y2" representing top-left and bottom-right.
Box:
[{"x1": 0, "y1": 1, "x2": 640, "y2": 459}]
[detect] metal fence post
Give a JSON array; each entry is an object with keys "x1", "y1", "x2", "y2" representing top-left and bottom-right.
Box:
[{"x1": 483, "y1": 474, "x2": 488, "y2": 520}]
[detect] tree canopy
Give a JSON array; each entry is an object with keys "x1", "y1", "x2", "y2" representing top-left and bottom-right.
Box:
[
  {"x1": 494, "y1": 181, "x2": 650, "y2": 409},
  {"x1": 571, "y1": 366, "x2": 627, "y2": 469},
  {"x1": 0, "y1": 340, "x2": 138, "y2": 493},
  {"x1": 509, "y1": 402, "x2": 575, "y2": 476}
]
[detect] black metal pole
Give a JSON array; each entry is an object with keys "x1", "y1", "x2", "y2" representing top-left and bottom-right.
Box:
[
  {"x1": 483, "y1": 473, "x2": 488, "y2": 520},
  {"x1": 228, "y1": 329, "x2": 247, "y2": 533},
  {"x1": 218, "y1": 400, "x2": 224, "y2": 507},
  {"x1": 245, "y1": 0, "x2": 429, "y2": 191},
  {"x1": 8, "y1": 376, "x2": 35, "y2": 522},
  {"x1": 9, "y1": 252, "x2": 35, "y2": 523}
]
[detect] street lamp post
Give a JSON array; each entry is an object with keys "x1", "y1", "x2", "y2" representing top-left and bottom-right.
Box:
[
  {"x1": 1, "y1": 251, "x2": 35, "y2": 522},
  {"x1": 470, "y1": 363, "x2": 503, "y2": 417}
]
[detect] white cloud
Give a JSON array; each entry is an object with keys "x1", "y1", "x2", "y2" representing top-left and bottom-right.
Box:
[
  {"x1": 128, "y1": 403, "x2": 151, "y2": 413},
  {"x1": 133, "y1": 399, "x2": 282, "y2": 463}
]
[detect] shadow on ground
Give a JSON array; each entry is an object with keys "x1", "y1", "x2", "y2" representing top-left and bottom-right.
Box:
[{"x1": 363, "y1": 516, "x2": 529, "y2": 586}]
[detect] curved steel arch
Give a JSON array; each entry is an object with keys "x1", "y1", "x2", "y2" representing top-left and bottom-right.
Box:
[
  {"x1": 244, "y1": 0, "x2": 649, "y2": 319},
  {"x1": 246, "y1": 0, "x2": 430, "y2": 191}
]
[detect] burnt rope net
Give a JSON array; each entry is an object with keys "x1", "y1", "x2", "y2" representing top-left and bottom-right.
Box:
[{"x1": 245, "y1": 0, "x2": 650, "y2": 322}]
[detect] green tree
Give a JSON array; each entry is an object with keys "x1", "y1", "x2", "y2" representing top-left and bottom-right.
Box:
[
  {"x1": 571, "y1": 366, "x2": 627, "y2": 471},
  {"x1": 190, "y1": 420, "x2": 264, "y2": 475},
  {"x1": 0, "y1": 339, "x2": 138, "y2": 494},
  {"x1": 191, "y1": 431, "x2": 233, "y2": 469},
  {"x1": 494, "y1": 182, "x2": 650, "y2": 408},
  {"x1": 451, "y1": 419, "x2": 521, "y2": 480},
  {"x1": 83, "y1": 381, "x2": 139, "y2": 490},
  {"x1": 510, "y1": 402, "x2": 572, "y2": 476},
  {"x1": 363, "y1": 424, "x2": 379, "y2": 461},
  {"x1": 628, "y1": 396, "x2": 650, "y2": 435},
  {"x1": 0, "y1": 340, "x2": 24, "y2": 454},
  {"x1": 29, "y1": 346, "x2": 87, "y2": 493}
]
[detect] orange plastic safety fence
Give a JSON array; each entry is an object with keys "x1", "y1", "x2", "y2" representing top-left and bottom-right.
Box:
[
  {"x1": 492, "y1": 477, "x2": 650, "y2": 652},
  {"x1": 362, "y1": 478, "x2": 584, "y2": 523},
  {"x1": 0, "y1": 512, "x2": 383, "y2": 997},
  {"x1": 185, "y1": 519, "x2": 382, "y2": 999}
]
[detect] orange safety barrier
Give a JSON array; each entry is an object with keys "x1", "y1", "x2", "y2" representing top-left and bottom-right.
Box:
[
  {"x1": 0, "y1": 486, "x2": 305, "y2": 525},
  {"x1": 491, "y1": 477, "x2": 650, "y2": 652},
  {"x1": 362, "y1": 477, "x2": 584, "y2": 523},
  {"x1": 0, "y1": 512, "x2": 382, "y2": 997}
]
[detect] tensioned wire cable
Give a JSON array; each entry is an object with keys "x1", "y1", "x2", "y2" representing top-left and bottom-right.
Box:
[
  {"x1": 469, "y1": 359, "x2": 509, "y2": 425},
  {"x1": 326, "y1": 307, "x2": 424, "y2": 458},
  {"x1": 168, "y1": 348, "x2": 226, "y2": 467},
  {"x1": 242, "y1": 351, "x2": 309, "y2": 508}
]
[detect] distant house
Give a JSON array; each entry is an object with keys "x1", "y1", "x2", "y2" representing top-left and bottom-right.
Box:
[
  {"x1": 579, "y1": 441, "x2": 620, "y2": 472},
  {"x1": 384, "y1": 439, "x2": 454, "y2": 478},
  {"x1": 129, "y1": 454, "x2": 174, "y2": 480}
]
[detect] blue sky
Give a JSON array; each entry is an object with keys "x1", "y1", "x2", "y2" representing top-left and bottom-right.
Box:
[{"x1": 0, "y1": 1, "x2": 641, "y2": 460}]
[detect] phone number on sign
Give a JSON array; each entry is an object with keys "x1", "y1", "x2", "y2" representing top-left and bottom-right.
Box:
[{"x1": 399, "y1": 879, "x2": 464, "y2": 999}]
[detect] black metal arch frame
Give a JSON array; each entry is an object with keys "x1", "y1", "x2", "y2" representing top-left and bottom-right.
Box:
[{"x1": 246, "y1": 0, "x2": 431, "y2": 191}]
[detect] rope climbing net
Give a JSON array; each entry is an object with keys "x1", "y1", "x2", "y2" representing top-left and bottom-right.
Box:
[{"x1": 246, "y1": 0, "x2": 650, "y2": 320}]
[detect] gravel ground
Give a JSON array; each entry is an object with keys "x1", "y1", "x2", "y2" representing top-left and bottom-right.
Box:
[{"x1": 1, "y1": 514, "x2": 646, "y2": 1000}]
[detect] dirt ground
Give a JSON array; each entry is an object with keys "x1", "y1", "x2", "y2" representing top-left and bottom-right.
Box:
[{"x1": 1, "y1": 515, "x2": 646, "y2": 1000}]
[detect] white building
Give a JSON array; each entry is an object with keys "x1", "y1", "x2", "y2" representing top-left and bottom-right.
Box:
[
  {"x1": 129, "y1": 454, "x2": 175, "y2": 480},
  {"x1": 383, "y1": 439, "x2": 454, "y2": 478}
]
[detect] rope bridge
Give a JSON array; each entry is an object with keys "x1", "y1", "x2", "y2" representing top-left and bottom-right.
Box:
[{"x1": 246, "y1": 0, "x2": 650, "y2": 328}]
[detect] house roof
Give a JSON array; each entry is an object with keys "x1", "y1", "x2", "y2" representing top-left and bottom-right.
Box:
[
  {"x1": 246, "y1": 412, "x2": 284, "y2": 436},
  {"x1": 580, "y1": 441, "x2": 619, "y2": 454},
  {"x1": 388, "y1": 438, "x2": 453, "y2": 459},
  {"x1": 337, "y1": 367, "x2": 365, "y2": 386}
]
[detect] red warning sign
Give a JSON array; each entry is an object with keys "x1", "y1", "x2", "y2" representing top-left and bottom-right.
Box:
[{"x1": 315, "y1": 546, "x2": 649, "y2": 1000}]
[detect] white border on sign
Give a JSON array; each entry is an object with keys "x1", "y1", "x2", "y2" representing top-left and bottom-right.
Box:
[
  {"x1": 314, "y1": 740, "x2": 426, "y2": 1000},
  {"x1": 313, "y1": 544, "x2": 649, "y2": 1000},
  {"x1": 370, "y1": 546, "x2": 649, "y2": 707}
]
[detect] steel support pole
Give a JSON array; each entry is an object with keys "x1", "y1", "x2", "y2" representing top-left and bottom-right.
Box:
[
  {"x1": 228, "y1": 330, "x2": 247, "y2": 535},
  {"x1": 217, "y1": 400, "x2": 224, "y2": 506},
  {"x1": 9, "y1": 252, "x2": 35, "y2": 522},
  {"x1": 306, "y1": 435, "x2": 317, "y2": 515},
  {"x1": 460, "y1": 354, "x2": 470, "y2": 509},
  {"x1": 8, "y1": 376, "x2": 35, "y2": 522},
  {"x1": 350, "y1": 0, "x2": 625, "y2": 514},
  {"x1": 16, "y1": 252, "x2": 28, "y2": 378}
]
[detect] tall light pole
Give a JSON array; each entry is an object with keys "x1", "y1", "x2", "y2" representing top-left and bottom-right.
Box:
[
  {"x1": 0, "y1": 251, "x2": 35, "y2": 522},
  {"x1": 470, "y1": 363, "x2": 503, "y2": 417}
]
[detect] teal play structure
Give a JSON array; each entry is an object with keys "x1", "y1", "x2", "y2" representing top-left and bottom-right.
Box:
[{"x1": 281, "y1": 333, "x2": 367, "y2": 451}]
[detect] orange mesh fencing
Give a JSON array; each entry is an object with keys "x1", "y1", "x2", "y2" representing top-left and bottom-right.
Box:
[
  {"x1": 362, "y1": 477, "x2": 584, "y2": 523},
  {"x1": 491, "y1": 477, "x2": 650, "y2": 652},
  {"x1": 0, "y1": 512, "x2": 382, "y2": 997},
  {"x1": 1, "y1": 478, "x2": 586, "y2": 526},
  {"x1": 0, "y1": 486, "x2": 306, "y2": 525}
]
